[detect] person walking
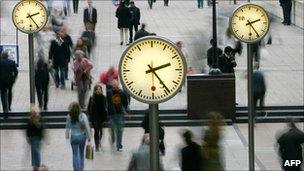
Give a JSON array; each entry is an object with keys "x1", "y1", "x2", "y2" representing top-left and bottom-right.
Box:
[
  {"x1": 0, "y1": 50, "x2": 18, "y2": 116},
  {"x1": 164, "y1": 0, "x2": 169, "y2": 6},
  {"x1": 134, "y1": 23, "x2": 156, "y2": 41},
  {"x1": 116, "y1": 1, "x2": 131, "y2": 45},
  {"x1": 74, "y1": 38, "x2": 89, "y2": 58},
  {"x1": 128, "y1": 1, "x2": 140, "y2": 44},
  {"x1": 49, "y1": 31, "x2": 70, "y2": 89},
  {"x1": 253, "y1": 63, "x2": 266, "y2": 119},
  {"x1": 61, "y1": 27, "x2": 73, "y2": 80},
  {"x1": 72, "y1": 0, "x2": 79, "y2": 13},
  {"x1": 279, "y1": 0, "x2": 292, "y2": 25},
  {"x1": 218, "y1": 46, "x2": 237, "y2": 74},
  {"x1": 35, "y1": 56, "x2": 50, "y2": 111},
  {"x1": 207, "y1": 39, "x2": 223, "y2": 69},
  {"x1": 83, "y1": 0, "x2": 97, "y2": 30},
  {"x1": 277, "y1": 119, "x2": 304, "y2": 171},
  {"x1": 197, "y1": 0, "x2": 203, "y2": 8},
  {"x1": 180, "y1": 129, "x2": 203, "y2": 171},
  {"x1": 99, "y1": 66, "x2": 119, "y2": 96},
  {"x1": 73, "y1": 50, "x2": 93, "y2": 109},
  {"x1": 26, "y1": 105, "x2": 44, "y2": 171},
  {"x1": 107, "y1": 80, "x2": 129, "y2": 151},
  {"x1": 66, "y1": 102, "x2": 91, "y2": 171},
  {"x1": 87, "y1": 84, "x2": 108, "y2": 152}
]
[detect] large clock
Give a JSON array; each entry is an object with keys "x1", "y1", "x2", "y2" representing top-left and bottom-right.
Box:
[
  {"x1": 119, "y1": 36, "x2": 187, "y2": 104},
  {"x1": 12, "y1": 0, "x2": 48, "y2": 34},
  {"x1": 229, "y1": 3, "x2": 270, "y2": 43}
]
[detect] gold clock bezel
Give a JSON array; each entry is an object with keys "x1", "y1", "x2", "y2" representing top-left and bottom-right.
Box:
[
  {"x1": 119, "y1": 36, "x2": 187, "y2": 104},
  {"x1": 12, "y1": 0, "x2": 48, "y2": 34},
  {"x1": 229, "y1": 3, "x2": 270, "y2": 44}
]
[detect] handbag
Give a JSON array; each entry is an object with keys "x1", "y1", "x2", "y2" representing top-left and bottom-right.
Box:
[{"x1": 85, "y1": 144, "x2": 94, "y2": 160}]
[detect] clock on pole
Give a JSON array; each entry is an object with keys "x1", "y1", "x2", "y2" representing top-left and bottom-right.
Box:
[
  {"x1": 229, "y1": 4, "x2": 270, "y2": 171},
  {"x1": 12, "y1": 0, "x2": 48, "y2": 104},
  {"x1": 119, "y1": 36, "x2": 187, "y2": 170}
]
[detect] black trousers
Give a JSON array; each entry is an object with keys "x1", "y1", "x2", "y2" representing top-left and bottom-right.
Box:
[
  {"x1": 93, "y1": 123, "x2": 104, "y2": 149},
  {"x1": 164, "y1": 0, "x2": 169, "y2": 6},
  {"x1": 254, "y1": 91, "x2": 265, "y2": 116},
  {"x1": 72, "y1": 0, "x2": 79, "y2": 14},
  {"x1": 129, "y1": 24, "x2": 139, "y2": 43},
  {"x1": 282, "y1": 5, "x2": 292, "y2": 24},
  {"x1": 0, "y1": 84, "x2": 13, "y2": 114},
  {"x1": 36, "y1": 85, "x2": 49, "y2": 109}
]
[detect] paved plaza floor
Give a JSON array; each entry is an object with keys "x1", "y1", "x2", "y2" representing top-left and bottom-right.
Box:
[
  {"x1": 2, "y1": 123, "x2": 302, "y2": 171},
  {"x1": 0, "y1": 0, "x2": 303, "y2": 112}
]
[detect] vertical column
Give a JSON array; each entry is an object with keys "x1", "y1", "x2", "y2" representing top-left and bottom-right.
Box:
[
  {"x1": 149, "y1": 104, "x2": 159, "y2": 171},
  {"x1": 247, "y1": 44, "x2": 254, "y2": 171},
  {"x1": 28, "y1": 34, "x2": 35, "y2": 104},
  {"x1": 212, "y1": 0, "x2": 217, "y2": 68}
]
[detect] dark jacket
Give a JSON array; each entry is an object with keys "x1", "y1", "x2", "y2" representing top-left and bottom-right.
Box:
[
  {"x1": 279, "y1": 0, "x2": 292, "y2": 6},
  {"x1": 181, "y1": 141, "x2": 202, "y2": 171},
  {"x1": 107, "y1": 88, "x2": 129, "y2": 115},
  {"x1": 129, "y1": 6, "x2": 140, "y2": 25},
  {"x1": 83, "y1": 7, "x2": 97, "y2": 24},
  {"x1": 87, "y1": 94, "x2": 108, "y2": 124},
  {"x1": 0, "y1": 57, "x2": 18, "y2": 87},
  {"x1": 116, "y1": 5, "x2": 131, "y2": 28},
  {"x1": 253, "y1": 70, "x2": 266, "y2": 94},
  {"x1": 49, "y1": 38, "x2": 71, "y2": 68},
  {"x1": 134, "y1": 28, "x2": 155, "y2": 41},
  {"x1": 207, "y1": 47, "x2": 223, "y2": 67},
  {"x1": 81, "y1": 29, "x2": 96, "y2": 46},
  {"x1": 35, "y1": 61, "x2": 50, "y2": 89},
  {"x1": 218, "y1": 54, "x2": 236, "y2": 73},
  {"x1": 26, "y1": 122, "x2": 44, "y2": 140},
  {"x1": 277, "y1": 127, "x2": 304, "y2": 162}
]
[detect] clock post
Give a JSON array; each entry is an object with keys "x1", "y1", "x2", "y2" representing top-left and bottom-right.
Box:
[
  {"x1": 28, "y1": 34, "x2": 35, "y2": 104},
  {"x1": 149, "y1": 104, "x2": 159, "y2": 171}
]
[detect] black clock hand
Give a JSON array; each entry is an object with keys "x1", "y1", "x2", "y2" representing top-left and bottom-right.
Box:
[
  {"x1": 147, "y1": 65, "x2": 170, "y2": 93},
  {"x1": 27, "y1": 14, "x2": 39, "y2": 28},
  {"x1": 246, "y1": 19, "x2": 261, "y2": 26},
  {"x1": 246, "y1": 20, "x2": 259, "y2": 37},
  {"x1": 26, "y1": 12, "x2": 40, "y2": 18},
  {"x1": 151, "y1": 61, "x2": 155, "y2": 87},
  {"x1": 146, "y1": 63, "x2": 171, "y2": 74}
]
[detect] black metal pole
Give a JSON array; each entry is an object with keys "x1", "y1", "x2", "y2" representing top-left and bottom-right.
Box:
[
  {"x1": 149, "y1": 104, "x2": 159, "y2": 171},
  {"x1": 212, "y1": 0, "x2": 217, "y2": 68},
  {"x1": 28, "y1": 34, "x2": 35, "y2": 104}
]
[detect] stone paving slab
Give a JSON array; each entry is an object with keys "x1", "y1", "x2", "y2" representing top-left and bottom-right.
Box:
[{"x1": 0, "y1": 0, "x2": 303, "y2": 112}]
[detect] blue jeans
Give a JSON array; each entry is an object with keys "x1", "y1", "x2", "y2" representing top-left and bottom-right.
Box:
[
  {"x1": 70, "y1": 134, "x2": 86, "y2": 171},
  {"x1": 29, "y1": 137, "x2": 41, "y2": 167},
  {"x1": 197, "y1": 0, "x2": 203, "y2": 8},
  {"x1": 109, "y1": 114, "x2": 124, "y2": 149},
  {"x1": 54, "y1": 67, "x2": 65, "y2": 87}
]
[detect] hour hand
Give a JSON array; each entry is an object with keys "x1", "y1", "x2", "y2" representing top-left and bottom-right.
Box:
[
  {"x1": 26, "y1": 12, "x2": 40, "y2": 18},
  {"x1": 246, "y1": 19, "x2": 260, "y2": 25},
  {"x1": 145, "y1": 63, "x2": 171, "y2": 74}
]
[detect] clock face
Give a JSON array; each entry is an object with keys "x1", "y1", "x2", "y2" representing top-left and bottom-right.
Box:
[
  {"x1": 230, "y1": 3, "x2": 270, "y2": 43},
  {"x1": 12, "y1": 0, "x2": 48, "y2": 34},
  {"x1": 119, "y1": 36, "x2": 187, "y2": 104}
]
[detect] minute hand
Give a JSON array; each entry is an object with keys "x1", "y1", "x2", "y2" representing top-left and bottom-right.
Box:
[
  {"x1": 146, "y1": 63, "x2": 171, "y2": 74},
  {"x1": 147, "y1": 65, "x2": 170, "y2": 93},
  {"x1": 246, "y1": 20, "x2": 260, "y2": 37}
]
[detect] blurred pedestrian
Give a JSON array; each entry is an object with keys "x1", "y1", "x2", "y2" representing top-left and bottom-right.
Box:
[
  {"x1": 277, "y1": 118, "x2": 304, "y2": 171},
  {"x1": 72, "y1": 0, "x2": 79, "y2": 13},
  {"x1": 35, "y1": 55, "x2": 50, "y2": 111},
  {"x1": 99, "y1": 66, "x2": 119, "y2": 95},
  {"x1": 128, "y1": 134, "x2": 164, "y2": 171},
  {"x1": 107, "y1": 80, "x2": 129, "y2": 151},
  {"x1": 129, "y1": 1, "x2": 141, "y2": 44},
  {"x1": 252, "y1": 40, "x2": 261, "y2": 63},
  {"x1": 45, "y1": 0, "x2": 53, "y2": 15},
  {"x1": 34, "y1": 25, "x2": 54, "y2": 62},
  {"x1": 83, "y1": 0, "x2": 97, "y2": 31},
  {"x1": 134, "y1": 23, "x2": 156, "y2": 41},
  {"x1": 116, "y1": 1, "x2": 131, "y2": 45},
  {"x1": 253, "y1": 62, "x2": 266, "y2": 118},
  {"x1": 207, "y1": 39, "x2": 223, "y2": 69},
  {"x1": 218, "y1": 46, "x2": 237, "y2": 74},
  {"x1": 74, "y1": 38, "x2": 89, "y2": 58},
  {"x1": 50, "y1": 8, "x2": 65, "y2": 32},
  {"x1": 197, "y1": 0, "x2": 203, "y2": 8},
  {"x1": 81, "y1": 24, "x2": 95, "y2": 58},
  {"x1": 141, "y1": 110, "x2": 165, "y2": 155},
  {"x1": 87, "y1": 84, "x2": 108, "y2": 152},
  {"x1": 279, "y1": 0, "x2": 292, "y2": 25},
  {"x1": 61, "y1": 27, "x2": 73, "y2": 80},
  {"x1": 176, "y1": 41, "x2": 191, "y2": 73},
  {"x1": 0, "y1": 50, "x2": 18, "y2": 116},
  {"x1": 223, "y1": 28, "x2": 236, "y2": 50},
  {"x1": 180, "y1": 129, "x2": 202, "y2": 171},
  {"x1": 73, "y1": 50, "x2": 93, "y2": 109},
  {"x1": 62, "y1": 0, "x2": 70, "y2": 16},
  {"x1": 66, "y1": 102, "x2": 91, "y2": 171},
  {"x1": 26, "y1": 105, "x2": 44, "y2": 171},
  {"x1": 164, "y1": 0, "x2": 169, "y2": 6},
  {"x1": 202, "y1": 112, "x2": 224, "y2": 171},
  {"x1": 49, "y1": 31, "x2": 70, "y2": 88}
]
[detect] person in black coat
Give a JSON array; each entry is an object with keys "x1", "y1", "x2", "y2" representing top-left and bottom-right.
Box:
[
  {"x1": 83, "y1": 0, "x2": 97, "y2": 30},
  {"x1": 35, "y1": 56, "x2": 50, "y2": 111},
  {"x1": 218, "y1": 46, "x2": 237, "y2": 74},
  {"x1": 277, "y1": 119, "x2": 304, "y2": 171},
  {"x1": 279, "y1": 0, "x2": 292, "y2": 25},
  {"x1": 141, "y1": 110, "x2": 165, "y2": 155},
  {"x1": 61, "y1": 28, "x2": 73, "y2": 80},
  {"x1": 87, "y1": 84, "x2": 108, "y2": 151},
  {"x1": 134, "y1": 23, "x2": 156, "y2": 41},
  {"x1": 181, "y1": 130, "x2": 202, "y2": 171},
  {"x1": 129, "y1": 1, "x2": 141, "y2": 43},
  {"x1": 48, "y1": 32, "x2": 70, "y2": 88},
  {"x1": 72, "y1": 0, "x2": 79, "y2": 14},
  {"x1": 253, "y1": 63, "x2": 266, "y2": 118},
  {"x1": 207, "y1": 39, "x2": 223, "y2": 68},
  {"x1": 0, "y1": 50, "x2": 18, "y2": 116},
  {"x1": 116, "y1": 1, "x2": 131, "y2": 45}
]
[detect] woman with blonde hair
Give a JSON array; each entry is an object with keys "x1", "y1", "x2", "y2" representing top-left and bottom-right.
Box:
[
  {"x1": 66, "y1": 102, "x2": 91, "y2": 171},
  {"x1": 26, "y1": 105, "x2": 44, "y2": 171}
]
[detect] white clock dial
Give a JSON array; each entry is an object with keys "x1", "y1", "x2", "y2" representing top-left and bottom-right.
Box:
[
  {"x1": 119, "y1": 36, "x2": 187, "y2": 104},
  {"x1": 12, "y1": 0, "x2": 48, "y2": 34},
  {"x1": 230, "y1": 4, "x2": 270, "y2": 43}
]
